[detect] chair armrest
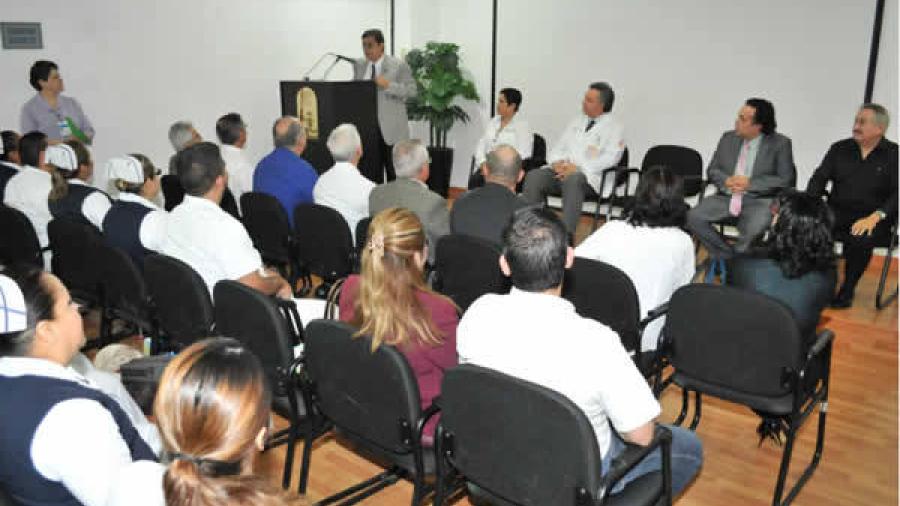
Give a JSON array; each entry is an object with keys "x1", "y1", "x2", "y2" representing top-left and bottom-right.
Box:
[
  {"x1": 415, "y1": 397, "x2": 443, "y2": 440},
  {"x1": 275, "y1": 297, "x2": 305, "y2": 345},
  {"x1": 638, "y1": 302, "x2": 669, "y2": 331},
  {"x1": 598, "y1": 425, "x2": 672, "y2": 498},
  {"x1": 806, "y1": 328, "x2": 835, "y2": 361}
]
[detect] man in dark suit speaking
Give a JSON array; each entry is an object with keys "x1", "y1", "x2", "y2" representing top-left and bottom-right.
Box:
[
  {"x1": 353, "y1": 29, "x2": 416, "y2": 182},
  {"x1": 687, "y1": 98, "x2": 795, "y2": 259}
]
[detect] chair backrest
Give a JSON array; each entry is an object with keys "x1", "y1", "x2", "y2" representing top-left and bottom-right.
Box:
[
  {"x1": 522, "y1": 133, "x2": 548, "y2": 171},
  {"x1": 240, "y1": 192, "x2": 293, "y2": 264},
  {"x1": 562, "y1": 257, "x2": 642, "y2": 353},
  {"x1": 220, "y1": 187, "x2": 241, "y2": 220},
  {"x1": 440, "y1": 364, "x2": 602, "y2": 506},
  {"x1": 665, "y1": 284, "x2": 803, "y2": 397},
  {"x1": 100, "y1": 244, "x2": 153, "y2": 327},
  {"x1": 641, "y1": 145, "x2": 703, "y2": 197},
  {"x1": 0, "y1": 204, "x2": 42, "y2": 268},
  {"x1": 433, "y1": 234, "x2": 509, "y2": 312},
  {"x1": 293, "y1": 203, "x2": 354, "y2": 281},
  {"x1": 213, "y1": 280, "x2": 295, "y2": 393},
  {"x1": 144, "y1": 254, "x2": 214, "y2": 349},
  {"x1": 160, "y1": 175, "x2": 185, "y2": 211},
  {"x1": 355, "y1": 216, "x2": 372, "y2": 252},
  {"x1": 47, "y1": 218, "x2": 104, "y2": 302},
  {"x1": 304, "y1": 319, "x2": 421, "y2": 455}
]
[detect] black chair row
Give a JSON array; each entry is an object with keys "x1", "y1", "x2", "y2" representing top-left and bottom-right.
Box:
[{"x1": 0, "y1": 204, "x2": 44, "y2": 268}]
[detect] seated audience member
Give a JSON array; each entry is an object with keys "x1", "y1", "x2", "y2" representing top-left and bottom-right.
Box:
[
  {"x1": 457, "y1": 207, "x2": 703, "y2": 496},
  {"x1": 109, "y1": 338, "x2": 286, "y2": 506},
  {"x1": 338, "y1": 208, "x2": 458, "y2": 442},
  {"x1": 521, "y1": 82, "x2": 625, "y2": 235},
  {"x1": 0, "y1": 130, "x2": 22, "y2": 201},
  {"x1": 253, "y1": 116, "x2": 318, "y2": 227},
  {"x1": 167, "y1": 120, "x2": 202, "y2": 176},
  {"x1": 314, "y1": 123, "x2": 375, "y2": 241},
  {"x1": 0, "y1": 266, "x2": 156, "y2": 506},
  {"x1": 369, "y1": 139, "x2": 450, "y2": 258},
  {"x1": 104, "y1": 155, "x2": 167, "y2": 267},
  {"x1": 21, "y1": 60, "x2": 94, "y2": 144},
  {"x1": 728, "y1": 191, "x2": 836, "y2": 344},
  {"x1": 162, "y1": 142, "x2": 291, "y2": 298},
  {"x1": 46, "y1": 142, "x2": 112, "y2": 231},
  {"x1": 727, "y1": 191, "x2": 836, "y2": 443},
  {"x1": 686, "y1": 98, "x2": 795, "y2": 259},
  {"x1": 575, "y1": 166, "x2": 694, "y2": 351},
  {"x1": 807, "y1": 103, "x2": 897, "y2": 308},
  {"x1": 471, "y1": 87, "x2": 533, "y2": 187},
  {"x1": 4, "y1": 132, "x2": 53, "y2": 264},
  {"x1": 451, "y1": 144, "x2": 528, "y2": 246},
  {"x1": 216, "y1": 112, "x2": 254, "y2": 204}
]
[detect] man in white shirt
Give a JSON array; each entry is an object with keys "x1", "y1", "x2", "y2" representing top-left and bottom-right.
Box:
[
  {"x1": 216, "y1": 112, "x2": 254, "y2": 205},
  {"x1": 162, "y1": 142, "x2": 291, "y2": 298},
  {"x1": 313, "y1": 123, "x2": 376, "y2": 242},
  {"x1": 457, "y1": 207, "x2": 702, "y2": 496},
  {"x1": 522, "y1": 82, "x2": 625, "y2": 235},
  {"x1": 3, "y1": 131, "x2": 53, "y2": 267}
]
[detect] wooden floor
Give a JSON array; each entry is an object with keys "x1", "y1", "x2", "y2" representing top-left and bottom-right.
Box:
[{"x1": 250, "y1": 214, "x2": 899, "y2": 505}]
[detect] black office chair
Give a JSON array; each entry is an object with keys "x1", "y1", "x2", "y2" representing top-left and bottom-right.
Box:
[
  {"x1": 293, "y1": 203, "x2": 357, "y2": 298},
  {"x1": 0, "y1": 204, "x2": 44, "y2": 267},
  {"x1": 355, "y1": 216, "x2": 373, "y2": 255},
  {"x1": 431, "y1": 234, "x2": 509, "y2": 312},
  {"x1": 468, "y1": 133, "x2": 547, "y2": 191},
  {"x1": 300, "y1": 319, "x2": 440, "y2": 505},
  {"x1": 89, "y1": 244, "x2": 157, "y2": 351},
  {"x1": 160, "y1": 174, "x2": 185, "y2": 211},
  {"x1": 875, "y1": 224, "x2": 898, "y2": 309},
  {"x1": 240, "y1": 192, "x2": 311, "y2": 296},
  {"x1": 47, "y1": 218, "x2": 104, "y2": 309},
  {"x1": 641, "y1": 145, "x2": 704, "y2": 202},
  {"x1": 213, "y1": 280, "x2": 319, "y2": 491},
  {"x1": 434, "y1": 364, "x2": 673, "y2": 506},
  {"x1": 143, "y1": 254, "x2": 215, "y2": 350},
  {"x1": 562, "y1": 257, "x2": 667, "y2": 378},
  {"x1": 659, "y1": 284, "x2": 833, "y2": 506}
]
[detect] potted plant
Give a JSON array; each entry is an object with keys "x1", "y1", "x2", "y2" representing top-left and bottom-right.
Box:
[{"x1": 405, "y1": 41, "x2": 479, "y2": 197}]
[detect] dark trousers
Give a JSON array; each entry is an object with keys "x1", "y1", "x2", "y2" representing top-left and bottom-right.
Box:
[
  {"x1": 834, "y1": 210, "x2": 894, "y2": 296},
  {"x1": 375, "y1": 126, "x2": 396, "y2": 183}
]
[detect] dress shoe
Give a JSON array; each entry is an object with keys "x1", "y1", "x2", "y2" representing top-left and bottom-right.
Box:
[{"x1": 830, "y1": 291, "x2": 853, "y2": 309}]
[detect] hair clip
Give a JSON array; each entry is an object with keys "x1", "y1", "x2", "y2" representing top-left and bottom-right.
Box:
[
  {"x1": 368, "y1": 233, "x2": 385, "y2": 259},
  {"x1": 168, "y1": 452, "x2": 242, "y2": 477}
]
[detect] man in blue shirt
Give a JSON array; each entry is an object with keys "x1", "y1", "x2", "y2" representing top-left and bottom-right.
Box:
[{"x1": 253, "y1": 116, "x2": 319, "y2": 226}]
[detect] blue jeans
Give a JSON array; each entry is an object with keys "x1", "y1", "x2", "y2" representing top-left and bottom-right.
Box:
[{"x1": 602, "y1": 425, "x2": 703, "y2": 496}]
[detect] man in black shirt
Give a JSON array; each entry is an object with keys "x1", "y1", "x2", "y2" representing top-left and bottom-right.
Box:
[{"x1": 807, "y1": 103, "x2": 897, "y2": 308}]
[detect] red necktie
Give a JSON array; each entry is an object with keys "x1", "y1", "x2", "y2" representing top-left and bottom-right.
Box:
[{"x1": 729, "y1": 141, "x2": 750, "y2": 216}]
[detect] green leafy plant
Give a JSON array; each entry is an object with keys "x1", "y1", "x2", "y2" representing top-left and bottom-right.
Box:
[{"x1": 405, "y1": 41, "x2": 480, "y2": 149}]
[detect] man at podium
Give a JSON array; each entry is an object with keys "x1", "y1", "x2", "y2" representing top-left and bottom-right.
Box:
[{"x1": 353, "y1": 29, "x2": 416, "y2": 183}]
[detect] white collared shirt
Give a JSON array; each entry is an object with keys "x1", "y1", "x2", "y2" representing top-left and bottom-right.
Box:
[
  {"x1": 474, "y1": 114, "x2": 534, "y2": 166},
  {"x1": 68, "y1": 179, "x2": 112, "y2": 231},
  {"x1": 161, "y1": 195, "x2": 262, "y2": 296},
  {"x1": 115, "y1": 192, "x2": 168, "y2": 253},
  {"x1": 313, "y1": 162, "x2": 375, "y2": 242},
  {"x1": 549, "y1": 114, "x2": 625, "y2": 194},
  {"x1": 575, "y1": 220, "x2": 695, "y2": 351},
  {"x1": 220, "y1": 144, "x2": 255, "y2": 204},
  {"x1": 0, "y1": 356, "x2": 139, "y2": 506},
  {"x1": 457, "y1": 288, "x2": 660, "y2": 458},
  {"x1": 4, "y1": 165, "x2": 52, "y2": 262}
]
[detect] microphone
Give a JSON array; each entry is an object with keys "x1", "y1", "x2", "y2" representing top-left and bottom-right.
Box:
[{"x1": 333, "y1": 53, "x2": 356, "y2": 63}]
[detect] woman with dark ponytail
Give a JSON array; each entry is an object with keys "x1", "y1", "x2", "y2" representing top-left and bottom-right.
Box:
[
  {"x1": 103, "y1": 155, "x2": 167, "y2": 266},
  {"x1": 45, "y1": 141, "x2": 111, "y2": 231},
  {"x1": 109, "y1": 338, "x2": 291, "y2": 505}
]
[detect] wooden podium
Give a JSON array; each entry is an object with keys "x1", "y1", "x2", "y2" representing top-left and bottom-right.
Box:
[{"x1": 280, "y1": 80, "x2": 382, "y2": 183}]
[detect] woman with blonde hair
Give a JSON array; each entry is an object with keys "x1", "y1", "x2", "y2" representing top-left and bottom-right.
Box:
[
  {"x1": 109, "y1": 337, "x2": 289, "y2": 505},
  {"x1": 338, "y1": 207, "x2": 459, "y2": 442}
]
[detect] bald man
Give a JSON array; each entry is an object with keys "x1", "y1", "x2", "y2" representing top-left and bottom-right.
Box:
[
  {"x1": 451, "y1": 144, "x2": 530, "y2": 245},
  {"x1": 253, "y1": 116, "x2": 319, "y2": 226}
]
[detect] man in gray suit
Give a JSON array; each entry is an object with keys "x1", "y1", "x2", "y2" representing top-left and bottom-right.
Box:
[
  {"x1": 687, "y1": 98, "x2": 795, "y2": 259},
  {"x1": 353, "y1": 29, "x2": 417, "y2": 182},
  {"x1": 451, "y1": 144, "x2": 529, "y2": 246},
  {"x1": 370, "y1": 139, "x2": 450, "y2": 259}
]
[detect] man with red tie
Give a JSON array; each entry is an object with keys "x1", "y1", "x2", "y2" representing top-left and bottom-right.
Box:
[{"x1": 687, "y1": 98, "x2": 796, "y2": 259}]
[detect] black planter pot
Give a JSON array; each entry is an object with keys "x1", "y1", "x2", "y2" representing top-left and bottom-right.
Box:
[{"x1": 426, "y1": 146, "x2": 454, "y2": 198}]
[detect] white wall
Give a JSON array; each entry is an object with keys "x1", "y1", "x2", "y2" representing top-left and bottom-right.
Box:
[
  {"x1": 874, "y1": 0, "x2": 898, "y2": 142},
  {"x1": 0, "y1": 0, "x2": 389, "y2": 190},
  {"x1": 494, "y1": 0, "x2": 887, "y2": 188}
]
